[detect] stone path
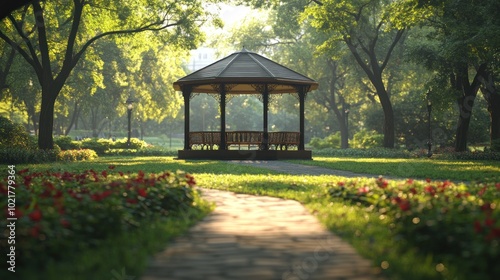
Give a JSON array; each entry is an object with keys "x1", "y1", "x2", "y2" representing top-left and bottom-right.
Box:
[{"x1": 140, "y1": 162, "x2": 384, "y2": 280}]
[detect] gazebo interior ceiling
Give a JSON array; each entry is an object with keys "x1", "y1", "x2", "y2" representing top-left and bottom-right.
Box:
[{"x1": 187, "y1": 83, "x2": 307, "y2": 95}]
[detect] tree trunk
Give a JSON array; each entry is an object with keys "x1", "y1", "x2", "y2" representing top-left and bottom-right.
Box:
[
  {"x1": 479, "y1": 69, "x2": 500, "y2": 150},
  {"x1": 380, "y1": 93, "x2": 395, "y2": 148},
  {"x1": 38, "y1": 91, "x2": 57, "y2": 149},
  {"x1": 489, "y1": 93, "x2": 500, "y2": 149},
  {"x1": 65, "y1": 101, "x2": 79, "y2": 136},
  {"x1": 372, "y1": 76, "x2": 395, "y2": 148},
  {"x1": 453, "y1": 64, "x2": 486, "y2": 152},
  {"x1": 325, "y1": 59, "x2": 349, "y2": 149},
  {"x1": 455, "y1": 96, "x2": 474, "y2": 152}
]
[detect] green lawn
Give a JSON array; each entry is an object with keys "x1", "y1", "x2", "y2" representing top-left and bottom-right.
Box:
[
  {"x1": 17, "y1": 156, "x2": 500, "y2": 280},
  {"x1": 291, "y1": 157, "x2": 500, "y2": 182}
]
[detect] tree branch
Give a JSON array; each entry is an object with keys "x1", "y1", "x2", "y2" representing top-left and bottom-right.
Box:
[
  {"x1": 32, "y1": 1, "x2": 53, "y2": 85},
  {"x1": 5, "y1": 14, "x2": 41, "y2": 72},
  {"x1": 380, "y1": 29, "x2": 405, "y2": 72}
]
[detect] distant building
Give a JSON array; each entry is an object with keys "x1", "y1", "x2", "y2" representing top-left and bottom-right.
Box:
[{"x1": 187, "y1": 47, "x2": 217, "y2": 72}]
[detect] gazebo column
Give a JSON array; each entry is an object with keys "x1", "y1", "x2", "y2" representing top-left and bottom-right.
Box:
[
  {"x1": 262, "y1": 84, "x2": 269, "y2": 150},
  {"x1": 182, "y1": 85, "x2": 193, "y2": 150},
  {"x1": 298, "y1": 87, "x2": 306, "y2": 150},
  {"x1": 220, "y1": 84, "x2": 227, "y2": 150}
]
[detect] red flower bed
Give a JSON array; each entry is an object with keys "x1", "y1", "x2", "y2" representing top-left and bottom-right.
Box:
[
  {"x1": 0, "y1": 166, "x2": 197, "y2": 267},
  {"x1": 328, "y1": 176, "x2": 500, "y2": 278}
]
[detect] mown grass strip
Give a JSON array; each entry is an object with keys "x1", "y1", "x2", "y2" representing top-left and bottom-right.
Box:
[{"x1": 290, "y1": 157, "x2": 500, "y2": 182}]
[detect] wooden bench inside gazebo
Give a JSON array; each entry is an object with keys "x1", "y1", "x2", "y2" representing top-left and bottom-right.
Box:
[
  {"x1": 173, "y1": 48, "x2": 318, "y2": 160},
  {"x1": 188, "y1": 131, "x2": 300, "y2": 151}
]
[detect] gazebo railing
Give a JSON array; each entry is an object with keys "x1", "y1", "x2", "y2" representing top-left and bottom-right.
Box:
[
  {"x1": 226, "y1": 131, "x2": 263, "y2": 150},
  {"x1": 188, "y1": 131, "x2": 300, "y2": 150},
  {"x1": 189, "y1": 131, "x2": 221, "y2": 150},
  {"x1": 268, "y1": 131, "x2": 300, "y2": 150}
]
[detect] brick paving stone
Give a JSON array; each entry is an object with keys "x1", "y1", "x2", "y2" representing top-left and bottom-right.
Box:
[{"x1": 140, "y1": 162, "x2": 385, "y2": 280}]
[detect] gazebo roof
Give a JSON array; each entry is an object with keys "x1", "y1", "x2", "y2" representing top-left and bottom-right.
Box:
[{"x1": 173, "y1": 48, "x2": 318, "y2": 94}]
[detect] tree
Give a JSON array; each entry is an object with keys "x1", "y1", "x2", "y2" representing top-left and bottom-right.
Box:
[
  {"x1": 411, "y1": 0, "x2": 500, "y2": 151},
  {"x1": 0, "y1": 0, "x2": 211, "y2": 149},
  {"x1": 302, "y1": 0, "x2": 419, "y2": 148}
]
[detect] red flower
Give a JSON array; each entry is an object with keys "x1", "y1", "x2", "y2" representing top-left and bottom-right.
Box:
[
  {"x1": 357, "y1": 186, "x2": 369, "y2": 194},
  {"x1": 60, "y1": 219, "x2": 71, "y2": 228},
  {"x1": 61, "y1": 171, "x2": 74, "y2": 181},
  {"x1": 485, "y1": 218, "x2": 495, "y2": 227},
  {"x1": 137, "y1": 188, "x2": 147, "y2": 197},
  {"x1": 481, "y1": 203, "x2": 492, "y2": 214},
  {"x1": 337, "y1": 181, "x2": 345, "y2": 187},
  {"x1": 91, "y1": 190, "x2": 112, "y2": 201},
  {"x1": 108, "y1": 165, "x2": 116, "y2": 170},
  {"x1": 406, "y1": 179, "x2": 414, "y2": 185},
  {"x1": 109, "y1": 181, "x2": 121, "y2": 188},
  {"x1": 496, "y1": 183, "x2": 500, "y2": 190},
  {"x1": 424, "y1": 186, "x2": 436, "y2": 196},
  {"x1": 40, "y1": 181, "x2": 56, "y2": 198},
  {"x1": 486, "y1": 228, "x2": 500, "y2": 241},
  {"x1": 409, "y1": 188, "x2": 417, "y2": 195},
  {"x1": 474, "y1": 220, "x2": 483, "y2": 233},
  {"x1": 185, "y1": 174, "x2": 196, "y2": 186},
  {"x1": 53, "y1": 190, "x2": 63, "y2": 199},
  {"x1": 437, "y1": 181, "x2": 452, "y2": 192},
  {"x1": 101, "y1": 170, "x2": 108, "y2": 178},
  {"x1": 426, "y1": 178, "x2": 431, "y2": 183},
  {"x1": 126, "y1": 198, "x2": 138, "y2": 204},
  {"x1": 478, "y1": 186, "x2": 487, "y2": 197},
  {"x1": 29, "y1": 209, "x2": 42, "y2": 222},
  {"x1": 23, "y1": 176, "x2": 32, "y2": 187},
  {"x1": 30, "y1": 224, "x2": 41, "y2": 238},
  {"x1": 376, "y1": 177, "x2": 388, "y2": 188},
  {"x1": 392, "y1": 197, "x2": 402, "y2": 204},
  {"x1": 399, "y1": 199, "x2": 411, "y2": 211},
  {"x1": 19, "y1": 168, "x2": 29, "y2": 175}
]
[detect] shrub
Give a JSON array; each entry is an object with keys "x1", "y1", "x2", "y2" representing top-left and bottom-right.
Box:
[
  {"x1": 80, "y1": 138, "x2": 112, "y2": 155},
  {"x1": 351, "y1": 130, "x2": 384, "y2": 149},
  {"x1": 434, "y1": 150, "x2": 500, "y2": 161},
  {"x1": 112, "y1": 137, "x2": 148, "y2": 149},
  {"x1": 0, "y1": 145, "x2": 60, "y2": 164},
  {"x1": 0, "y1": 116, "x2": 36, "y2": 150},
  {"x1": 312, "y1": 147, "x2": 413, "y2": 158},
  {"x1": 54, "y1": 136, "x2": 82, "y2": 150},
  {"x1": 57, "y1": 149, "x2": 98, "y2": 161},
  {"x1": 104, "y1": 147, "x2": 177, "y2": 157},
  {"x1": 309, "y1": 132, "x2": 341, "y2": 149}
]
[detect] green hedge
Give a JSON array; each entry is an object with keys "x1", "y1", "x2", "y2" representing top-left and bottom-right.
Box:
[
  {"x1": 313, "y1": 147, "x2": 414, "y2": 158},
  {"x1": 55, "y1": 136, "x2": 149, "y2": 155},
  {"x1": 57, "y1": 149, "x2": 98, "y2": 162}
]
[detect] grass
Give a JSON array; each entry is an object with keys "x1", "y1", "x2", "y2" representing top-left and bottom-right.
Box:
[
  {"x1": 16, "y1": 156, "x2": 500, "y2": 279},
  {"x1": 291, "y1": 157, "x2": 500, "y2": 182}
]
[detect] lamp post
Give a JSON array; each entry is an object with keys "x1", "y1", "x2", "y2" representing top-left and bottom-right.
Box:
[
  {"x1": 426, "y1": 91, "x2": 432, "y2": 158},
  {"x1": 344, "y1": 104, "x2": 350, "y2": 149},
  {"x1": 126, "y1": 96, "x2": 134, "y2": 147}
]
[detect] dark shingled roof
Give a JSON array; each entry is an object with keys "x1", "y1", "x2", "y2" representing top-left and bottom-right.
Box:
[{"x1": 173, "y1": 48, "x2": 318, "y2": 94}]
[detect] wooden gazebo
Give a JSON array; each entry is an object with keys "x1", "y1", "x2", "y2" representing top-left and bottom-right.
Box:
[{"x1": 173, "y1": 48, "x2": 318, "y2": 160}]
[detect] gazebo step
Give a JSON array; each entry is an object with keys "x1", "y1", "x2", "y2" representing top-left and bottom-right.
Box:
[{"x1": 177, "y1": 150, "x2": 312, "y2": 160}]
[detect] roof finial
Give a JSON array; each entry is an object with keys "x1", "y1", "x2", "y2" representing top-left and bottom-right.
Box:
[{"x1": 241, "y1": 46, "x2": 248, "y2": 52}]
